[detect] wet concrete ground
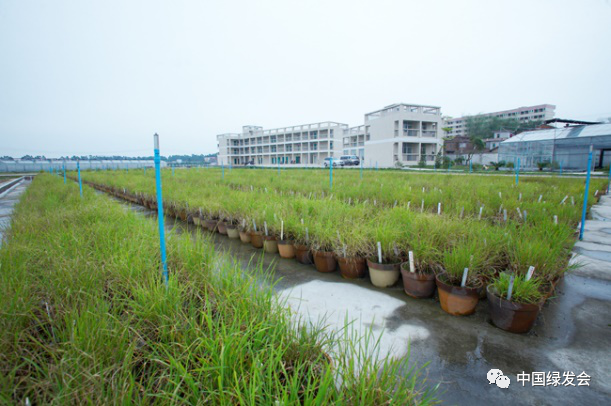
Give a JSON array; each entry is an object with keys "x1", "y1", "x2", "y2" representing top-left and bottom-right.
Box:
[
  {"x1": 2, "y1": 180, "x2": 609, "y2": 405},
  {"x1": 0, "y1": 178, "x2": 29, "y2": 246}
]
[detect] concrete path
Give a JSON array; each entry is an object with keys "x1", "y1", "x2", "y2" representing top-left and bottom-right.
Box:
[
  {"x1": 572, "y1": 195, "x2": 611, "y2": 281},
  {"x1": 0, "y1": 178, "x2": 31, "y2": 246}
]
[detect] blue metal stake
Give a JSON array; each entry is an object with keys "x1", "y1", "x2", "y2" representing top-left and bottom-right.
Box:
[
  {"x1": 172, "y1": 166, "x2": 175, "y2": 176},
  {"x1": 222, "y1": 161, "x2": 225, "y2": 179},
  {"x1": 579, "y1": 147, "x2": 593, "y2": 241},
  {"x1": 153, "y1": 133, "x2": 169, "y2": 286},
  {"x1": 77, "y1": 161, "x2": 83, "y2": 198},
  {"x1": 330, "y1": 157, "x2": 333, "y2": 189},
  {"x1": 277, "y1": 160, "x2": 280, "y2": 176},
  {"x1": 559, "y1": 161, "x2": 563, "y2": 176},
  {"x1": 144, "y1": 167, "x2": 146, "y2": 175},
  {"x1": 515, "y1": 158, "x2": 520, "y2": 186}
]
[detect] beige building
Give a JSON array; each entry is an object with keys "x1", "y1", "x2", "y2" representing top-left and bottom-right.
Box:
[
  {"x1": 217, "y1": 122, "x2": 348, "y2": 167},
  {"x1": 353, "y1": 103, "x2": 444, "y2": 168},
  {"x1": 444, "y1": 104, "x2": 555, "y2": 138}
]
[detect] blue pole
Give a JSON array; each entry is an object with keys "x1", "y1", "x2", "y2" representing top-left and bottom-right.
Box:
[
  {"x1": 515, "y1": 158, "x2": 520, "y2": 185},
  {"x1": 222, "y1": 161, "x2": 225, "y2": 179},
  {"x1": 144, "y1": 167, "x2": 146, "y2": 175},
  {"x1": 277, "y1": 160, "x2": 280, "y2": 176},
  {"x1": 330, "y1": 157, "x2": 333, "y2": 189},
  {"x1": 77, "y1": 161, "x2": 83, "y2": 198},
  {"x1": 579, "y1": 146, "x2": 593, "y2": 241},
  {"x1": 153, "y1": 134, "x2": 169, "y2": 286},
  {"x1": 559, "y1": 161, "x2": 563, "y2": 176},
  {"x1": 172, "y1": 166, "x2": 175, "y2": 176}
]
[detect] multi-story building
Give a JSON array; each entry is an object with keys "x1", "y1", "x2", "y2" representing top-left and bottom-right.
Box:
[
  {"x1": 356, "y1": 103, "x2": 444, "y2": 167},
  {"x1": 443, "y1": 104, "x2": 556, "y2": 138},
  {"x1": 217, "y1": 122, "x2": 348, "y2": 167}
]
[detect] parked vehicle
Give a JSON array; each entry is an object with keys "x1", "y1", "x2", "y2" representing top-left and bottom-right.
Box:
[
  {"x1": 340, "y1": 155, "x2": 360, "y2": 166},
  {"x1": 323, "y1": 157, "x2": 343, "y2": 168}
]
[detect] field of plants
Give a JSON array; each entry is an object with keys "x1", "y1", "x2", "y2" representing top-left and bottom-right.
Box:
[
  {"x1": 0, "y1": 175, "x2": 437, "y2": 404},
  {"x1": 77, "y1": 167, "x2": 608, "y2": 330}
]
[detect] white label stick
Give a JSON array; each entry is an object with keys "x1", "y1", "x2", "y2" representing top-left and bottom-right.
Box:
[
  {"x1": 281, "y1": 220, "x2": 284, "y2": 240},
  {"x1": 437, "y1": 202, "x2": 441, "y2": 215},
  {"x1": 461, "y1": 268, "x2": 469, "y2": 287},
  {"x1": 506, "y1": 275, "x2": 515, "y2": 300},
  {"x1": 526, "y1": 266, "x2": 535, "y2": 281},
  {"x1": 408, "y1": 251, "x2": 415, "y2": 273},
  {"x1": 264, "y1": 221, "x2": 268, "y2": 236},
  {"x1": 377, "y1": 242, "x2": 382, "y2": 263}
]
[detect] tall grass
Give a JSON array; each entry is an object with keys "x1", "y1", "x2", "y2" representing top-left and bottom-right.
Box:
[{"x1": 0, "y1": 175, "x2": 437, "y2": 404}]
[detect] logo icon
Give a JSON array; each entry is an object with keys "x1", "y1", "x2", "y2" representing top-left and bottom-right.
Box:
[{"x1": 487, "y1": 369, "x2": 511, "y2": 389}]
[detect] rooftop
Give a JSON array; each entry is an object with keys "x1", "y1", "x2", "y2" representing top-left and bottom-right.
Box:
[{"x1": 502, "y1": 123, "x2": 611, "y2": 143}]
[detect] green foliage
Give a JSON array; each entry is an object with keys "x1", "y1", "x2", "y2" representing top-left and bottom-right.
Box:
[{"x1": 491, "y1": 273, "x2": 543, "y2": 304}]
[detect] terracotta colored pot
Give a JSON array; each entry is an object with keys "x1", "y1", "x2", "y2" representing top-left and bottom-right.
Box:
[
  {"x1": 226, "y1": 225, "x2": 240, "y2": 239},
  {"x1": 337, "y1": 257, "x2": 367, "y2": 279},
  {"x1": 487, "y1": 285, "x2": 542, "y2": 333},
  {"x1": 278, "y1": 240, "x2": 296, "y2": 259},
  {"x1": 239, "y1": 230, "x2": 251, "y2": 243},
  {"x1": 205, "y1": 219, "x2": 217, "y2": 232},
  {"x1": 400, "y1": 262, "x2": 436, "y2": 298},
  {"x1": 366, "y1": 259, "x2": 400, "y2": 288},
  {"x1": 178, "y1": 209, "x2": 188, "y2": 222},
  {"x1": 436, "y1": 274, "x2": 481, "y2": 316},
  {"x1": 313, "y1": 251, "x2": 337, "y2": 273},
  {"x1": 295, "y1": 244, "x2": 313, "y2": 264},
  {"x1": 250, "y1": 232, "x2": 264, "y2": 248},
  {"x1": 263, "y1": 236, "x2": 278, "y2": 253},
  {"x1": 217, "y1": 221, "x2": 228, "y2": 235}
]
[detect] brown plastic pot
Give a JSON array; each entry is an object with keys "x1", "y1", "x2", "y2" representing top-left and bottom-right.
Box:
[
  {"x1": 295, "y1": 244, "x2": 313, "y2": 264},
  {"x1": 217, "y1": 221, "x2": 228, "y2": 235},
  {"x1": 313, "y1": 251, "x2": 337, "y2": 273},
  {"x1": 337, "y1": 257, "x2": 367, "y2": 279},
  {"x1": 366, "y1": 259, "x2": 400, "y2": 288},
  {"x1": 487, "y1": 285, "x2": 543, "y2": 334},
  {"x1": 226, "y1": 225, "x2": 240, "y2": 239},
  {"x1": 400, "y1": 262, "x2": 436, "y2": 298},
  {"x1": 278, "y1": 240, "x2": 296, "y2": 259},
  {"x1": 436, "y1": 274, "x2": 481, "y2": 316},
  {"x1": 239, "y1": 230, "x2": 251, "y2": 243},
  {"x1": 263, "y1": 236, "x2": 278, "y2": 253},
  {"x1": 192, "y1": 216, "x2": 201, "y2": 226},
  {"x1": 250, "y1": 231, "x2": 264, "y2": 248}
]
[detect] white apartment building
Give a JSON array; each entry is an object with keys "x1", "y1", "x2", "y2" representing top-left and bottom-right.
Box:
[
  {"x1": 353, "y1": 103, "x2": 444, "y2": 168},
  {"x1": 217, "y1": 122, "x2": 348, "y2": 167},
  {"x1": 444, "y1": 104, "x2": 556, "y2": 137}
]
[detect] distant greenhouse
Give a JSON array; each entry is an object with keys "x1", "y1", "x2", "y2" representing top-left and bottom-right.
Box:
[{"x1": 498, "y1": 123, "x2": 611, "y2": 170}]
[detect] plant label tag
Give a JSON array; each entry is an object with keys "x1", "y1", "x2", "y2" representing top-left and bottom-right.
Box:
[
  {"x1": 281, "y1": 221, "x2": 284, "y2": 241},
  {"x1": 437, "y1": 202, "x2": 441, "y2": 215},
  {"x1": 517, "y1": 207, "x2": 523, "y2": 219},
  {"x1": 421, "y1": 199, "x2": 425, "y2": 212},
  {"x1": 561, "y1": 195, "x2": 568, "y2": 205},
  {"x1": 377, "y1": 242, "x2": 382, "y2": 264},
  {"x1": 252, "y1": 219, "x2": 257, "y2": 232},
  {"x1": 553, "y1": 215, "x2": 558, "y2": 225},
  {"x1": 478, "y1": 206, "x2": 484, "y2": 220},
  {"x1": 538, "y1": 195, "x2": 543, "y2": 203},
  {"x1": 461, "y1": 268, "x2": 469, "y2": 287},
  {"x1": 264, "y1": 221, "x2": 268, "y2": 236},
  {"x1": 460, "y1": 207, "x2": 464, "y2": 218},
  {"x1": 408, "y1": 251, "x2": 415, "y2": 273},
  {"x1": 519, "y1": 193, "x2": 522, "y2": 201},
  {"x1": 503, "y1": 209, "x2": 507, "y2": 222},
  {"x1": 526, "y1": 266, "x2": 535, "y2": 281},
  {"x1": 507, "y1": 275, "x2": 515, "y2": 301}
]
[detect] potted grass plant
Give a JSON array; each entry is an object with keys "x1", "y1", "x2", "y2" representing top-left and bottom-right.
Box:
[
  {"x1": 436, "y1": 241, "x2": 483, "y2": 316},
  {"x1": 250, "y1": 219, "x2": 264, "y2": 248},
  {"x1": 262, "y1": 221, "x2": 278, "y2": 254},
  {"x1": 311, "y1": 225, "x2": 338, "y2": 273},
  {"x1": 367, "y1": 242, "x2": 401, "y2": 288},
  {"x1": 400, "y1": 238, "x2": 440, "y2": 298},
  {"x1": 238, "y1": 219, "x2": 251, "y2": 243},
  {"x1": 487, "y1": 272, "x2": 544, "y2": 333},
  {"x1": 294, "y1": 224, "x2": 313, "y2": 265},
  {"x1": 277, "y1": 220, "x2": 296, "y2": 259}
]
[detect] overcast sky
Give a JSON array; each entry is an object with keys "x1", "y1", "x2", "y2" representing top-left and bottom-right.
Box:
[{"x1": 1, "y1": 0, "x2": 610, "y2": 157}]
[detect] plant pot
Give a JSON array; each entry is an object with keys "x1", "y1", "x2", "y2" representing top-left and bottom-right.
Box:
[
  {"x1": 278, "y1": 240, "x2": 296, "y2": 259},
  {"x1": 295, "y1": 244, "x2": 313, "y2": 264},
  {"x1": 226, "y1": 225, "x2": 240, "y2": 239},
  {"x1": 366, "y1": 259, "x2": 400, "y2": 288},
  {"x1": 337, "y1": 257, "x2": 367, "y2": 279},
  {"x1": 436, "y1": 274, "x2": 481, "y2": 316},
  {"x1": 313, "y1": 251, "x2": 337, "y2": 273},
  {"x1": 250, "y1": 231, "x2": 264, "y2": 248},
  {"x1": 263, "y1": 236, "x2": 278, "y2": 253},
  {"x1": 400, "y1": 263, "x2": 436, "y2": 298},
  {"x1": 487, "y1": 285, "x2": 543, "y2": 334},
  {"x1": 217, "y1": 221, "x2": 228, "y2": 235},
  {"x1": 192, "y1": 216, "x2": 201, "y2": 226},
  {"x1": 205, "y1": 219, "x2": 217, "y2": 232},
  {"x1": 239, "y1": 230, "x2": 251, "y2": 243}
]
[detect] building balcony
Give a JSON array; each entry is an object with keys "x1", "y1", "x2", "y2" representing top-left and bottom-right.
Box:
[
  {"x1": 422, "y1": 130, "x2": 437, "y2": 137},
  {"x1": 403, "y1": 130, "x2": 419, "y2": 137}
]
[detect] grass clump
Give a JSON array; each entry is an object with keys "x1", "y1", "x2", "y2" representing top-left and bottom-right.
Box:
[{"x1": 490, "y1": 273, "x2": 543, "y2": 304}]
